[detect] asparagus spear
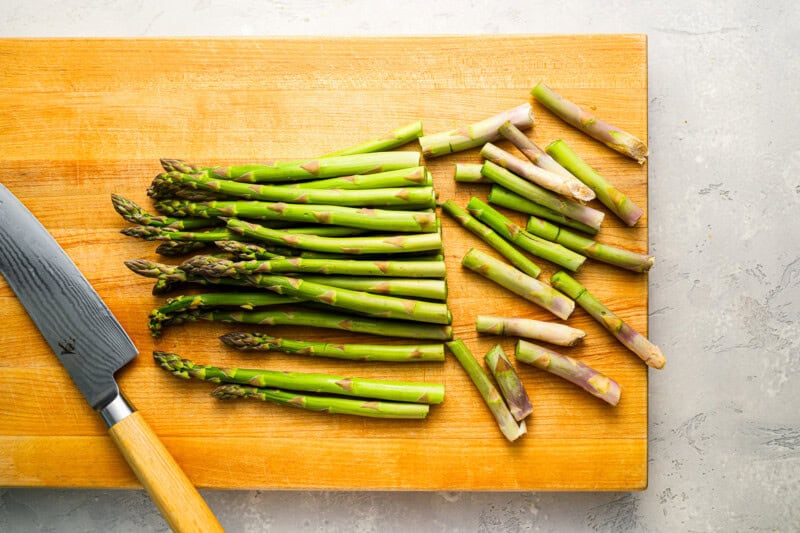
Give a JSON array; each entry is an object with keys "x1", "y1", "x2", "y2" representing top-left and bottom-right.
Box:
[
  {"x1": 156, "y1": 292, "x2": 302, "y2": 314},
  {"x1": 146, "y1": 177, "x2": 224, "y2": 201},
  {"x1": 546, "y1": 140, "x2": 644, "y2": 226},
  {"x1": 453, "y1": 163, "x2": 488, "y2": 183},
  {"x1": 155, "y1": 241, "x2": 209, "y2": 257},
  {"x1": 320, "y1": 120, "x2": 424, "y2": 157},
  {"x1": 446, "y1": 340, "x2": 526, "y2": 442},
  {"x1": 227, "y1": 219, "x2": 442, "y2": 255},
  {"x1": 461, "y1": 248, "x2": 575, "y2": 320},
  {"x1": 475, "y1": 315, "x2": 586, "y2": 347},
  {"x1": 111, "y1": 194, "x2": 217, "y2": 230},
  {"x1": 153, "y1": 199, "x2": 438, "y2": 233},
  {"x1": 550, "y1": 271, "x2": 666, "y2": 369},
  {"x1": 515, "y1": 340, "x2": 621, "y2": 406},
  {"x1": 212, "y1": 384, "x2": 430, "y2": 419},
  {"x1": 280, "y1": 166, "x2": 431, "y2": 189},
  {"x1": 480, "y1": 161, "x2": 605, "y2": 232},
  {"x1": 298, "y1": 276, "x2": 447, "y2": 301},
  {"x1": 198, "y1": 152, "x2": 422, "y2": 183},
  {"x1": 440, "y1": 200, "x2": 541, "y2": 278},
  {"x1": 213, "y1": 240, "x2": 288, "y2": 260},
  {"x1": 466, "y1": 197, "x2": 586, "y2": 272},
  {"x1": 180, "y1": 254, "x2": 446, "y2": 279},
  {"x1": 418, "y1": 103, "x2": 535, "y2": 158},
  {"x1": 121, "y1": 225, "x2": 367, "y2": 242},
  {"x1": 160, "y1": 159, "x2": 198, "y2": 173},
  {"x1": 484, "y1": 345, "x2": 533, "y2": 421},
  {"x1": 497, "y1": 121, "x2": 580, "y2": 182},
  {"x1": 487, "y1": 186, "x2": 599, "y2": 235},
  {"x1": 213, "y1": 240, "x2": 444, "y2": 262},
  {"x1": 154, "y1": 352, "x2": 444, "y2": 404},
  {"x1": 158, "y1": 308, "x2": 454, "y2": 340},
  {"x1": 526, "y1": 216, "x2": 654, "y2": 272},
  {"x1": 148, "y1": 171, "x2": 436, "y2": 208},
  {"x1": 481, "y1": 143, "x2": 595, "y2": 202},
  {"x1": 221, "y1": 332, "x2": 445, "y2": 362},
  {"x1": 531, "y1": 82, "x2": 648, "y2": 163}
]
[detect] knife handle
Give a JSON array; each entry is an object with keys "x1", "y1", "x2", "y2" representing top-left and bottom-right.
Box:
[{"x1": 108, "y1": 408, "x2": 224, "y2": 532}]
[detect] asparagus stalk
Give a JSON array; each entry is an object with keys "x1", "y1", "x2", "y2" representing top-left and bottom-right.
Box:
[
  {"x1": 121, "y1": 225, "x2": 368, "y2": 242},
  {"x1": 160, "y1": 159, "x2": 198, "y2": 173},
  {"x1": 484, "y1": 344, "x2": 533, "y2": 421},
  {"x1": 481, "y1": 143, "x2": 595, "y2": 202},
  {"x1": 212, "y1": 384, "x2": 430, "y2": 419},
  {"x1": 221, "y1": 332, "x2": 445, "y2": 362},
  {"x1": 461, "y1": 248, "x2": 575, "y2": 320},
  {"x1": 111, "y1": 194, "x2": 217, "y2": 230},
  {"x1": 453, "y1": 163, "x2": 488, "y2": 183},
  {"x1": 155, "y1": 241, "x2": 209, "y2": 257},
  {"x1": 158, "y1": 308, "x2": 454, "y2": 340},
  {"x1": 153, "y1": 199, "x2": 438, "y2": 233},
  {"x1": 124, "y1": 259, "x2": 190, "y2": 282},
  {"x1": 526, "y1": 216, "x2": 654, "y2": 272},
  {"x1": 446, "y1": 340, "x2": 526, "y2": 442},
  {"x1": 546, "y1": 140, "x2": 644, "y2": 226},
  {"x1": 487, "y1": 186, "x2": 599, "y2": 235},
  {"x1": 531, "y1": 82, "x2": 648, "y2": 163},
  {"x1": 156, "y1": 292, "x2": 302, "y2": 314},
  {"x1": 280, "y1": 166, "x2": 431, "y2": 189},
  {"x1": 146, "y1": 177, "x2": 224, "y2": 202},
  {"x1": 213, "y1": 240, "x2": 444, "y2": 262},
  {"x1": 440, "y1": 200, "x2": 541, "y2": 278},
  {"x1": 497, "y1": 121, "x2": 580, "y2": 182},
  {"x1": 199, "y1": 152, "x2": 422, "y2": 183},
  {"x1": 466, "y1": 197, "x2": 586, "y2": 272},
  {"x1": 475, "y1": 315, "x2": 586, "y2": 347},
  {"x1": 298, "y1": 276, "x2": 447, "y2": 301},
  {"x1": 550, "y1": 271, "x2": 666, "y2": 369},
  {"x1": 320, "y1": 120, "x2": 424, "y2": 157},
  {"x1": 418, "y1": 103, "x2": 535, "y2": 158},
  {"x1": 180, "y1": 254, "x2": 446, "y2": 279},
  {"x1": 480, "y1": 161, "x2": 605, "y2": 232},
  {"x1": 148, "y1": 171, "x2": 436, "y2": 208},
  {"x1": 213, "y1": 240, "x2": 288, "y2": 260},
  {"x1": 227, "y1": 219, "x2": 442, "y2": 255},
  {"x1": 515, "y1": 340, "x2": 621, "y2": 406},
  {"x1": 154, "y1": 352, "x2": 444, "y2": 404},
  {"x1": 175, "y1": 257, "x2": 453, "y2": 324}
]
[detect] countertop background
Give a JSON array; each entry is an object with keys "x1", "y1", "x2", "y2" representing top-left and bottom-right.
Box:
[{"x1": 1, "y1": 1, "x2": 798, "y2": 531}]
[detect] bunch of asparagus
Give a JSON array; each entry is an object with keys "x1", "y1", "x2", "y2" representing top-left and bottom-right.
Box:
[{"x1": 113, "y1": 121, "x2": 453, "y2": 418}]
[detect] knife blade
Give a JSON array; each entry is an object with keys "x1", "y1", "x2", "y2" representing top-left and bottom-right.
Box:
[{"x1": 0, "y1": 184, "x2": 223, "y2": 532}]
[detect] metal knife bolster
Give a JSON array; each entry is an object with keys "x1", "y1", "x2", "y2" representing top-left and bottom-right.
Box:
[{"x1": 99, "y1": 393, "x2": 136, "y2": 427}]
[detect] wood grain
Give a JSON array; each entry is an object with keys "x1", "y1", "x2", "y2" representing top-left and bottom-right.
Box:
[{"x1": 0, "y1": 36, "x2": 649, "y2": 491}]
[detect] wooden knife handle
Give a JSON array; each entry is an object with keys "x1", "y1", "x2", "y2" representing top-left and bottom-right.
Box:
[{"x1": 108, "y1": 411, "x2": 224, "y2": 532}]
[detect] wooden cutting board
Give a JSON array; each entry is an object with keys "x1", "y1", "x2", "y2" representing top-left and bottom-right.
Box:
[{"x1": 0, "y1": 36, "x2": 648, "y2": 490}]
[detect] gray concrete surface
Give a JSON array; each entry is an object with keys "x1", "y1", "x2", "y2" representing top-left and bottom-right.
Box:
[{"x1": 1, "y1": 1, "x2": 798, "y2": 531}]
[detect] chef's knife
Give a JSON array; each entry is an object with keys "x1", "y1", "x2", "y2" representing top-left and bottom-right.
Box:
[{"x1": 0, "y1": 184, "x2": 223, "y2": 532}]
